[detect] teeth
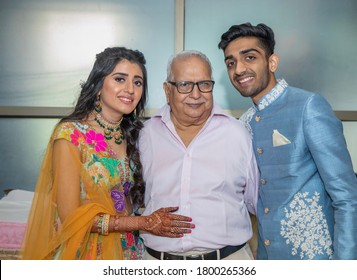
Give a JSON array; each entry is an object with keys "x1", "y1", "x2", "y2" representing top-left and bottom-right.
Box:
[
  {"x1": 119, "y1": 97, "x2": 132, "y2": 102},
  {"x1": 239, "y1": 77, "x2": 252, "y2": 83}
]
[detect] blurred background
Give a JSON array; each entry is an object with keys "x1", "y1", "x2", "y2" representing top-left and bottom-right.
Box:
[{"x1": 0, "y1": 0, "x2": 356, "y2": 195}]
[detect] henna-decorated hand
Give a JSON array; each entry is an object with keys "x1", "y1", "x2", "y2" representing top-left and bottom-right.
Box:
[{"x1": 141, "y1": 207, "x2": 194, "y2": 238}]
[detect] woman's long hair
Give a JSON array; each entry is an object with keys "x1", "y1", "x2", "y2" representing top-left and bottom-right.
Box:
[{"x1": 62, "y1": 47, "x2": 147, "y2": 209}]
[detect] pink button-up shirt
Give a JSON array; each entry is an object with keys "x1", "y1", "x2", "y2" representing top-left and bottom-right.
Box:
[{"x1": 139, "y1": 104, "x2": 259, "y2": 253}]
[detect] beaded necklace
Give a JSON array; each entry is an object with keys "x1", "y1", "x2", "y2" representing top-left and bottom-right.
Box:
[{"x1": 95, "y1": 113, "x2": 124, "y2": 145}]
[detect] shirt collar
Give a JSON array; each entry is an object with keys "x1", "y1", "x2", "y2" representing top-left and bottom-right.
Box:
[{"x1": 255, "y1": 78, "x2": 288, "y2": 111}]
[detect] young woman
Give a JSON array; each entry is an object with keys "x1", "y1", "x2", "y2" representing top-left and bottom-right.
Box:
[{"x1": 21, "y1": 47, "x2": 193, "y2": 260}]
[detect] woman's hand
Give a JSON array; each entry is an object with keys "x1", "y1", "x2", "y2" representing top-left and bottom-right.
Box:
[{"x1": 141, "y1": 207, "x2": 194, "y2": 238}]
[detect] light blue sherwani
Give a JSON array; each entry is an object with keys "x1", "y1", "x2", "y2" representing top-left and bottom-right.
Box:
[{"x1": 240, "y1": 79, "x2": 357, "y2": 259}]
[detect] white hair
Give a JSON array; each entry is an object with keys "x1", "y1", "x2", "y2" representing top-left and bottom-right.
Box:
[{"x1": 166, "y1": 50, "x2": 213, "y2": 81}]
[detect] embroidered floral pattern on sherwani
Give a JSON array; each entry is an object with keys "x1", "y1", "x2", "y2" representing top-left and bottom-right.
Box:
[
  {"x1": 257, "y1": 79, "x2": 288, "y2": 110},
  {"x1": 240, "y1": 79, "x2": 288, "y2": 137},
  {"x1": 280, "y1": 192, "x2": 333, "y2": 259},
  {"x1": 239, "y1": 107, "x2": 256, "y2": 137}
]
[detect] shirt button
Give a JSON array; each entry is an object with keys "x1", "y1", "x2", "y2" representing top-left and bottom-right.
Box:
[
  {"x1": 264, "y1": 207, "x2": 269, "y2": 214},
  {"x1": 264, "y1": 240, "x2": 270, "y2": 246},
  {"x1": 255, "y1": 115, "x2": 261, "y2": 122},
  {"x1": 257, "y1": 148, "x2": 263, "y2": 154},
  {"x1": 260, "y1": 178, "x2": 267, "y2": 185}
]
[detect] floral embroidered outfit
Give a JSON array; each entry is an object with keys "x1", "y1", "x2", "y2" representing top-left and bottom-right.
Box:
[
  {"x1": 21, "y1": 121, "x2": 144, "y2": 259},
  {"x1": 240, "y1": 79, "x2": 357, "y2": 260}
]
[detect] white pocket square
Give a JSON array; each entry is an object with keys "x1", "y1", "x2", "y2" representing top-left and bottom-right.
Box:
[{"x1": 272, "y1": 129, "x2": 291, "y2": 147}]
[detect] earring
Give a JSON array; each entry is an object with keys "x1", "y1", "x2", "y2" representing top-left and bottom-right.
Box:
[{"x1": 94, "y1": 94, "x2": 102, "y2": 113}]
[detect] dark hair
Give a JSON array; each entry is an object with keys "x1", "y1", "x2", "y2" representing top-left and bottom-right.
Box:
[
  {"x1": 218, "y1": 22, "x2": 275, "y2": 57},
  {"x1": 62, "y1": 46, "x2": 147, "y2": 208}
]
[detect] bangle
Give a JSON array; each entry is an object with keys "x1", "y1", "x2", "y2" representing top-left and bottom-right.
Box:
[
  {"x1": 97, "y1": 215, "x2": 103, "y2": 234},
  {"x1": 102, "y1": 214, "x2": 110, "y2": 236}
]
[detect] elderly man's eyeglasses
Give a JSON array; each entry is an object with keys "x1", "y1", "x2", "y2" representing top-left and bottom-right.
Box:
[{"x1": 168, "y1": 80, "x2": 215, "y2": 94}]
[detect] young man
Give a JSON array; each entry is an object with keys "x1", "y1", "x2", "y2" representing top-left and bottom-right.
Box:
[{"x1": 218, "y1": 22, "x2": 357, "y2": 260}]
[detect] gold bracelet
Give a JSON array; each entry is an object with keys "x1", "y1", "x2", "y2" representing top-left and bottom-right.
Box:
[
  {"x1": 102, "y1": 214, "x2": 110, "y2": 236},
  {"x1": 97, "y1": 215, "x2": 103, "y2": 234}
]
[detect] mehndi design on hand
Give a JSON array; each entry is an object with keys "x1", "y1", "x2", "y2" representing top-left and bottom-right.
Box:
[{"x1": 141, "y1": 207, "x2": 195, "y2": 238}]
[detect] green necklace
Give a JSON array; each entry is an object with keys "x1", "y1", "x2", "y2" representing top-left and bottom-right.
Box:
[{"x1": 95, "y1": 113, "x2": 124, "y2": 145}]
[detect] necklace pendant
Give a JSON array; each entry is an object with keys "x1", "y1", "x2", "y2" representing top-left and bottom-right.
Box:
[
  {"x1": 114, "y1": 133, "x2": 124, "y2": 145},
  {"x1": 94, "y1": 112, "x2": 124, "y2": 144},
  {"x1": 115, "y1": 139, "x2": 123, "y2": 145}
]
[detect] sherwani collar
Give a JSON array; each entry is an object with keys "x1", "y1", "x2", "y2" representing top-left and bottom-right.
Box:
[{"x1": 255, "y1": 79, "x2": 288, "y2": 111}]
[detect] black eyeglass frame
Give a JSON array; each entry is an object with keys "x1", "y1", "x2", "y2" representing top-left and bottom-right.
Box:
[{"x1": 167, "y1": 80, "x2": 215, "y2": 94}]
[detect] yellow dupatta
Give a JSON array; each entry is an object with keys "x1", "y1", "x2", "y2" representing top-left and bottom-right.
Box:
[{"x1": 21, "y1": 123, "x2": 124, "y2": 260}]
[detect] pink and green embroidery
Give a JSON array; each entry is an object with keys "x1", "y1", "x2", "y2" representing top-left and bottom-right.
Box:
[
  {"x1": 70, "y1": 129, "x2": 84, "y2": 146},
  {"x1": 85, "y1": 130, "x2": 107, "y2": 152},
  {"x1": 55, "y1": 122, "x2": 142, "y2": 259}
]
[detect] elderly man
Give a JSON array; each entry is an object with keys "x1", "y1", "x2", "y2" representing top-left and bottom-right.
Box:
[{"x1": 139, "y1": 50, "x2": 259, "y2": 260}]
